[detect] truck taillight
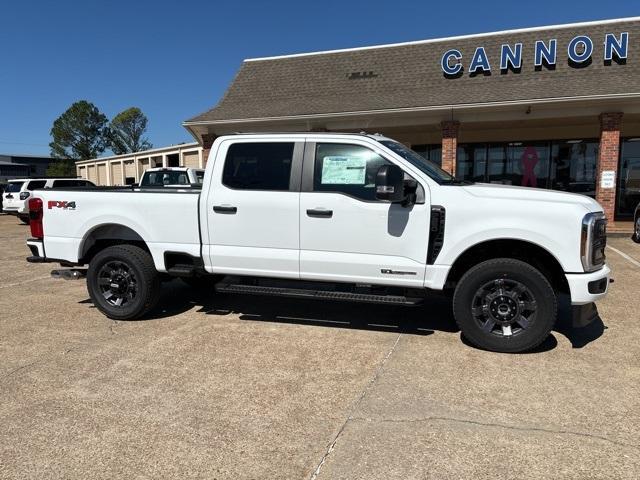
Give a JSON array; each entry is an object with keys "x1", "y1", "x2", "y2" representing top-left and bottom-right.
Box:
[{"x1": 28, "y1": 197, "x2": 44, "y2": 239}]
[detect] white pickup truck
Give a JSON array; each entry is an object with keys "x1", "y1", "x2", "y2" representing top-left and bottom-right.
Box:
[
  {"x1": 139, "y1": 167, "x2": 205, "y2": 187},
  {"x1": 25, "y1": 133, "x2": 610, "y2": 352}
]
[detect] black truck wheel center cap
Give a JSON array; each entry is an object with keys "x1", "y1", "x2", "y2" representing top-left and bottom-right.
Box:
[{"x1": 489, "y1": 296, "x2": 519, "y2": 324}]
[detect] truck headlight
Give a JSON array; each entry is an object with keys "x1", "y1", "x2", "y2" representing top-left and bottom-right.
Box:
[{"x1": 581, "y1": 212, "x2": 607, "y2": 272}]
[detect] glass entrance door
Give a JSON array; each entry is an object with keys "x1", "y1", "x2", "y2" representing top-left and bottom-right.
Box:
[{"x1": 617, "y1": 139, "x2": 640, "y2": 219}]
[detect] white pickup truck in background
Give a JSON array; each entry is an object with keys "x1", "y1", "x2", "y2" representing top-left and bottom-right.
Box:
[
  {"x1": 25, "y1": 133, "x2": 610, "y2": 352},
  {"x1": 139, "y1": 167, "x2": 204, "y2": 187}
]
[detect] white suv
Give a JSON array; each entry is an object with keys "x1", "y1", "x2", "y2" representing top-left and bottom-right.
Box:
[{"x1": 2, "y1": 178, "x2": 95, "y2": 223}]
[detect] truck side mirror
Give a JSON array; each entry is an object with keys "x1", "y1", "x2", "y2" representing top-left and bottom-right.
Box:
[{"x1": 375, "y1": 164, "x2": 406, "y2": 203}]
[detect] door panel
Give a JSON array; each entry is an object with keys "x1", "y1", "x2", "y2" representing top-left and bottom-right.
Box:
[
  {"x1": 299, "y1": 141, "x2": 430, "y2": 287},
  {"x1": 205, "y1": 140, "x2": 302, "y2": 278}
]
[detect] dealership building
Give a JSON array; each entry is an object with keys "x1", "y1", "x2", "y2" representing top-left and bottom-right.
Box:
[{"x1": 81, "y1": 17, "x2": 640, "y2": 229}]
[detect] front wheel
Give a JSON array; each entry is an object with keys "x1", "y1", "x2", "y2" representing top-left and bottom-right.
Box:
[
  {"x1": 87, "y1": 244, "x2": 160, "y2": 320},
  {"x1": 453, "y1": 258, "x2": 557, "y2": 353}
]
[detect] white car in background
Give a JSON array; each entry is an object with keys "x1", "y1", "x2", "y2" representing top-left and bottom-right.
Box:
[
  {"x1": 139, "y1": 167, "x2": 205, "y2": 188},
  {"x1": 2, "y1": 178, "x2": 95, "y2": 223}
]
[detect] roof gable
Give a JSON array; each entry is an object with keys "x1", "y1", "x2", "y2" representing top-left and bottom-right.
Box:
[{"x1": 187, "y1": 18, "x2": 640, "y2": 124}]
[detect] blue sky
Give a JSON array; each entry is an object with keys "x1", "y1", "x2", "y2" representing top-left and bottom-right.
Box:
[{"x1": 0, "y1": 0, "x2": 638, "y2": 157}]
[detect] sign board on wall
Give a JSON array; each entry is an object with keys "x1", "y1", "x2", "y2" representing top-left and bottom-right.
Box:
[
  {"x1": 600, "y1": 170, "x2": 616, "y2": 189},
  {"x1": 441, "y1": 32, "x2": 629, "y2": 77}
]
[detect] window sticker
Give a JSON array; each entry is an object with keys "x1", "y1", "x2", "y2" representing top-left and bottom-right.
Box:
[{"x1": 320, "y1": 156, "x2": 366, "y2": 184}]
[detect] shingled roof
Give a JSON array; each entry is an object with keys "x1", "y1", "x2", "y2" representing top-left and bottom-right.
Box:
[{"x1": 186, "y1": 18, "x2": 640, "y2": 125}]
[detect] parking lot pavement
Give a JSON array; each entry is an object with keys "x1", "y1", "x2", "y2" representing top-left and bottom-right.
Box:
[{"x1": 0, "y1": 213, "x2": 639, "y2": 479}]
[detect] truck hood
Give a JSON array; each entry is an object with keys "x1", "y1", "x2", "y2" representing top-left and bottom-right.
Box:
[{"x1": 460, "y1": 183, "x2": 603, "y2": 212}]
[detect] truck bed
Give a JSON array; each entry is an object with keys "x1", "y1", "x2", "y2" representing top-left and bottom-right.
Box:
[{"x1": 34, "y1": 188, "x2": 202, "y2": 271}]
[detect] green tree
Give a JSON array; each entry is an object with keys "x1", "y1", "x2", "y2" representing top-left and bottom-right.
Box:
[
  {"x1": 49, "y1": 100, "x2": 108, "y2": 162},
  {"x1": 106, "y1": 107, "x2": 152, "y2": 155},
  {"x1": 46, "y1": 159, "x2": 78, "y2": 177}
]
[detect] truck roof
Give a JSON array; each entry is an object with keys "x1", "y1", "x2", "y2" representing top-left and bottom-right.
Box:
[
  {"x1": 226, "y1": 132, "x2": 390, "y2": 140},
  {"x1": 7, "y1": 177, "x2": 84, "y2": 183},
  {"x1": 144, "y1": 167, "x2": 204, "y2": 172}
]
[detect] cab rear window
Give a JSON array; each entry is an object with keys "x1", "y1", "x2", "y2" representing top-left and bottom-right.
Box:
[{"x1": 141, "y1": 171, "x2": 190, "y2": 186}]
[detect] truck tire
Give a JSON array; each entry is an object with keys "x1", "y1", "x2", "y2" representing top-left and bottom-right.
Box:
[
  {"x1": 453, "y1": 258, "x2": 557, "y2": 353},
  {"x1": 87, "y1": 244, "x2": 160, "y2": 320},
  {"x1": 18, "y1": 214, "x2": 29, "y2": 225}
]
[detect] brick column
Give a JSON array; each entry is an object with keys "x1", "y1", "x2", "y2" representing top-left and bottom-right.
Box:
[
  {"x1": 595, "y1": 112, "x2": 623, "y2": 221},
  {"x1": 201, "y1": 133, "x2": 216, "y2": 167},
  {"x1": 441, "y1": 120, "x2": 460, "y2": 175}
]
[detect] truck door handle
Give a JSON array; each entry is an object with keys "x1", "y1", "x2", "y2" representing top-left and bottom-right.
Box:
[
  {"x1": 213, "y1": 205, "x2": 237, "y2": 214},
  {"x1": 306, "y1": 208, "x2": 333, "y2": 218}
]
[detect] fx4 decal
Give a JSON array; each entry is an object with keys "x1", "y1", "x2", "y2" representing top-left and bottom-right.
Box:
[{"x1": 48, "y1": 200, "x2": 76, "y2": 210}]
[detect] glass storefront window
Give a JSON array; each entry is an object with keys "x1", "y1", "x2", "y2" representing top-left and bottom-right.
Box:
[
  {"x1": 456, "y1": 139, "x2": 596, "y2": 195},
  {"x1": 617, "y1": 138, "x2": 640, "y2": 218},
  {"x1": 550, "y1": 140, "x2": 598, "y2": 197},
  {"x1": 457, "y1": 144, "x2": 487, "y2": 182},
  {"x1": 507, "y1": 142, "x2": 551, "y2": 188},
  {"x1": 411, "y1": 144, "x2": 442, "y2": 167}
]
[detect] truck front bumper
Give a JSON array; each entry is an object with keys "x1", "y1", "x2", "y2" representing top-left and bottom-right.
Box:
[{"x1": 565, "y1": 264, "x2": 611, "y2": 305}]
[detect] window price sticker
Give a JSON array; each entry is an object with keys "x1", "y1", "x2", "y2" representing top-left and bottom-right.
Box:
[{"x1": 321, "y1": 156, "x2": 366, "y2": 185}]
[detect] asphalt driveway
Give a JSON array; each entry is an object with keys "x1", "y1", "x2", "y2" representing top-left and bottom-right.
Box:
[{"x1": 0, "y1": 214, "x2": 638, "y2": 479}]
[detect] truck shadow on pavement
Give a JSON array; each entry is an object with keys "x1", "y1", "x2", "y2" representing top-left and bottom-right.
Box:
[{"x1": 82, "y1": 281, "x2": 607, "y2": 351}]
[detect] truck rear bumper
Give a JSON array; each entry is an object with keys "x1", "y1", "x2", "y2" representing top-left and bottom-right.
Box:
[
  {"x1": 26, "y1": 238, "x2": 45, "y2": 260},
  {"x1": 565, "y1": 264, "x2": 611, "y2": 305}
]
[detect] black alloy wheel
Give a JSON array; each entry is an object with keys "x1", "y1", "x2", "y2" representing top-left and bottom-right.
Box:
[
  {"x1": 453, "y1": 258, "x2": 557, "y2": 353},
  {"x1": 97, "y1": 260, "x2": 138, "y2": 308},
  {"x1": 87, "y1": 244, "x2": 160, "y2": 320},
  {"x1": 471, "y1": 278, "x2": 537, "y2": 338}
]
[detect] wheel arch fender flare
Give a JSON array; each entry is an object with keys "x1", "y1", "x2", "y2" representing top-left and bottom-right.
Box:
[
  {"x1": 444, "y1": 236, "x2": 569, "y2": 291},
  {"x1": 78, "y1": 222, "x2": 149, "y2": 263}
]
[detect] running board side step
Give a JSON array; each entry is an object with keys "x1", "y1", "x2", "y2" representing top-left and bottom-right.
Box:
[{"x1": 214, "y1": 282, "x2": 423, "y2": 306}]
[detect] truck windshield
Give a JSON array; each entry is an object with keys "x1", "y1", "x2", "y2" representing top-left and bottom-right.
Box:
[
  {"x1": 379, "y1": 140, "x2": 470, "y2": 185},
  {"x1": 141, "y1": 171, "x2": 190, "y2": 187}
]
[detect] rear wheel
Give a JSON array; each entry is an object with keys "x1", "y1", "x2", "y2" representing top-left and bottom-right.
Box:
[
  {"x1": 18, "y1": 214, "x2": 29, "y2": 225},
  {"x1": 453, "y1": 258, "x2": 557, "y2": 353},
  {"x1": 87, "y1": 245, "x2": 160, "y2": 320}
]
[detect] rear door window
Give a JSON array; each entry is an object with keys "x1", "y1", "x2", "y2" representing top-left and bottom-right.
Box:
[
  {"x1": 26, "y1": 180, "x2": 46, "y2": 190},
  {"x1": 52, "y1": 180, "x2": 93, "y2": 188},
  {"x1": 222, "y1": 142, "x2": 294, "y2": 191}
]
